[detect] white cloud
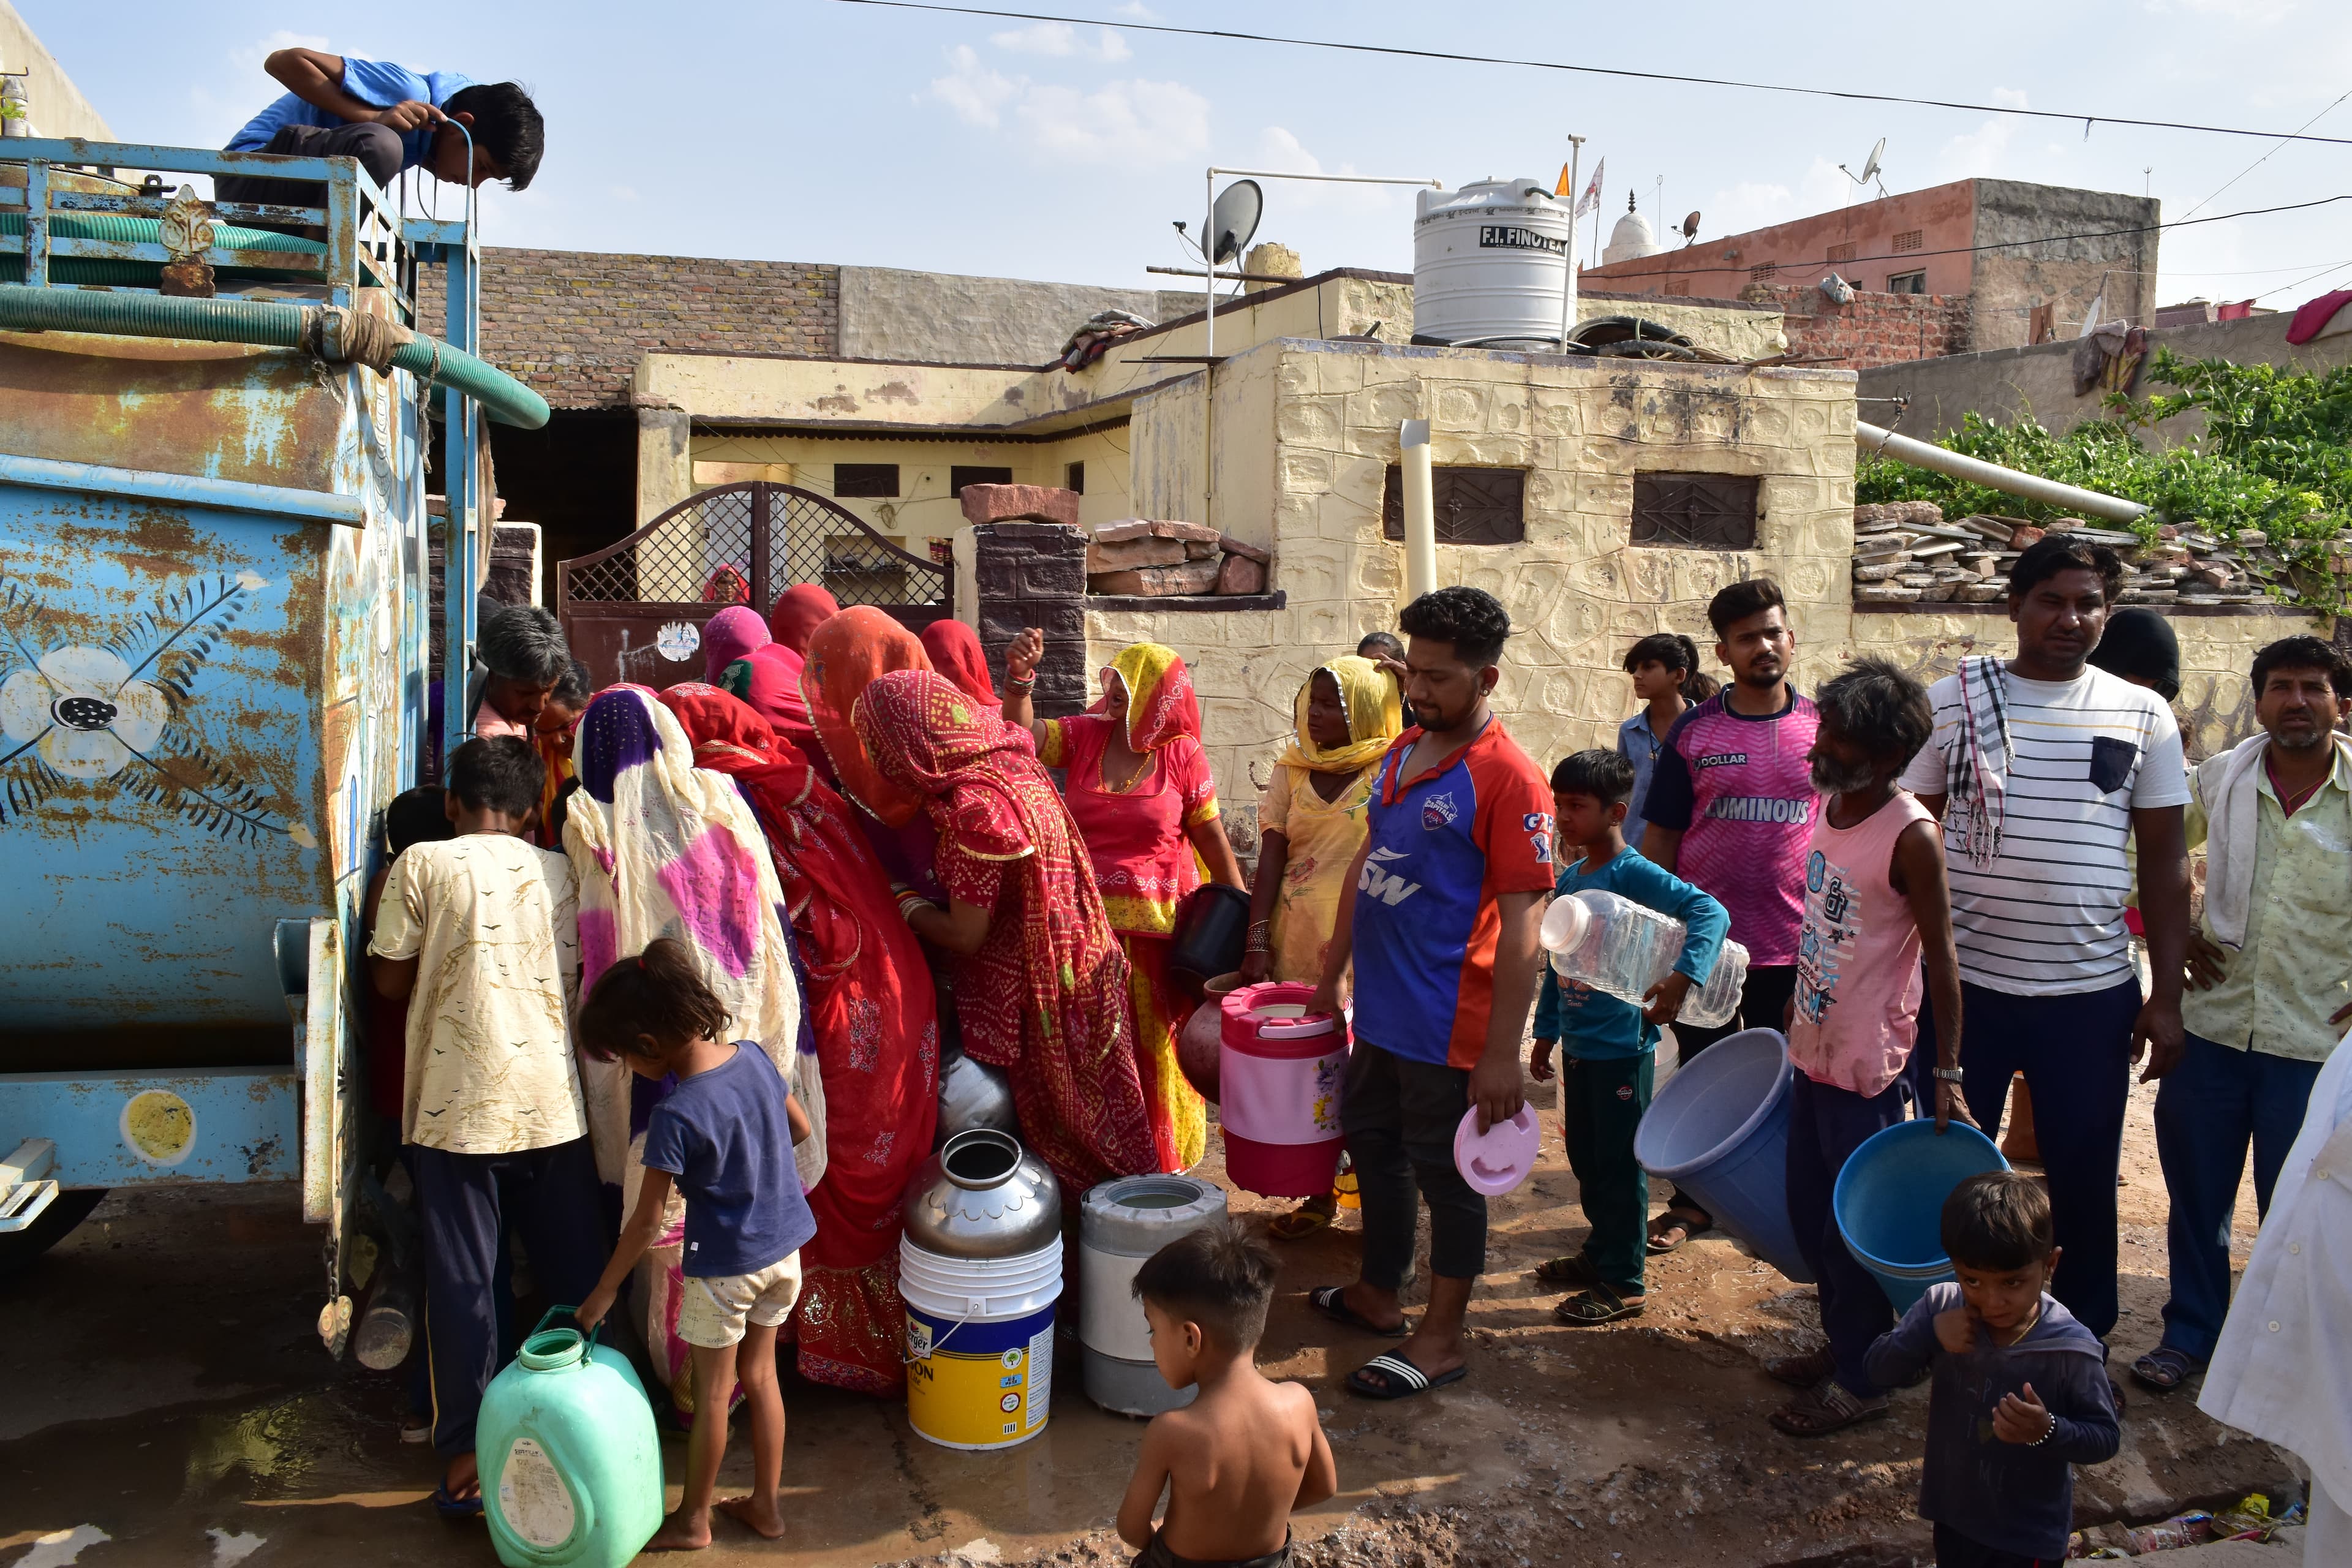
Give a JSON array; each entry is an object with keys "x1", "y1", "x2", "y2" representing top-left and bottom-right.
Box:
[
  {"x1": 1017, "y1": 78, "x2": 1207, "y2": 165},
  {"x1": 1245, "y1": 127, "x2": 1396, "y2": 213},
  {"x1": 989, "y1": 22, "x2": 1132, "y2": 61},
  {"x1": 230, "y1": 29, "x2": 334, "y2": 76},
  {"x1": 1111, "y1": 1, "x2": 1159, "y2": 17},
  {"x1": 929, "y1": 45, "x2": 1021, "y2": 130},
  {"x1": 2144, "y1": 0, "x2": 2297, "y2": 20},
  {"x1": 925, "y1": 44, "x2": 1204, "y2": 165}
]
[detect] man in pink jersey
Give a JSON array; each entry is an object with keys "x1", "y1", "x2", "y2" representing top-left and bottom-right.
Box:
[{"x1": 1637, "y1": 578, "x2": 1821, "y2": 1252}]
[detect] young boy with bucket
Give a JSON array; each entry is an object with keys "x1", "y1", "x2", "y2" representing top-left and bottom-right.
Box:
[
  {"x1": 1528, "y1": 749, "x2": 1727, "y2": 1325},
  {"x1": 1866, "y1": 1172, "x2": 2120, "y2": 1566},
  {"x1": 1769, "y1": 660, "x2": 1973, "y2": 1438}
]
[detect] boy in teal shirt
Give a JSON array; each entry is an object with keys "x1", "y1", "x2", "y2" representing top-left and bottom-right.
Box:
[{"x1": 1531, "y1": 750, "x2": 1728, "y2": 1325}]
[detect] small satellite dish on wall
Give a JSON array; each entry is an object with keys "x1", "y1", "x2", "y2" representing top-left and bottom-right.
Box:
[
  {"x1": 1839, "y1": 139, "x2": 1889, "y2": 198},
  {"x1": 1681, "y1": 211, "x2": 1702, "y2": 244},
  {"x1": 1209, "y1": 179, "x2": 1264, "y2": 266}
]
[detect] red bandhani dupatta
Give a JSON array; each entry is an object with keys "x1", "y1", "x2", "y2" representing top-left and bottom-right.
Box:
[
  {"x1": 656, "y1": 682, "x2": 940, "y2": 1393},
  {"x1": 769, "y1": 583, "x2": 840, "y2": 655},
  {"x1": 802, "y1": 606, "x2": 932, "y2": 828},
  {"x1": 855, "y1": 669, "x2": 1155, "y2": 1192}
]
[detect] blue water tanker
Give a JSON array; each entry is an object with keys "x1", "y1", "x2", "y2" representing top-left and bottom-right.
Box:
[{"x1": 0, "y1": 137, "x2": 546, "y2": 1349}]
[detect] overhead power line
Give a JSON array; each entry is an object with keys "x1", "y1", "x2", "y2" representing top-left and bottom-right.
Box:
[{"x1": 832, "y1": 0, "x2": 2352, "y2": 148}]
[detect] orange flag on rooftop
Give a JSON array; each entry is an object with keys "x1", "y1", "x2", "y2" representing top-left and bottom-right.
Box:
[{"x1": 1555, "y1": 162, "x2": 1574, "y2": 197}]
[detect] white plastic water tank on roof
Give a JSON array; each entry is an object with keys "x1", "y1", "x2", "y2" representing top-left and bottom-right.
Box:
[{"x1": 1412, "y1": 178, "x2": 1575, "y2": 347}]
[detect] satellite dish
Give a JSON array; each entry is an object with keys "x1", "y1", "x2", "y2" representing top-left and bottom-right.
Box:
[
  {"x1": 1861, "y1": 137, "x2": 1886, "y2": 185},
  {"x1": 1680, "y1": 211, "x2": 1702, "y2": 243},
  {"x1": 1208, "y1": 179, "x2": 1263, "y2": 267}
]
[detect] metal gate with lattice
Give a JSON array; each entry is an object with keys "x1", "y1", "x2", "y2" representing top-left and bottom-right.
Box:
[{"x1": 558, "y1": 482, "x2": 952, "y2": 690}]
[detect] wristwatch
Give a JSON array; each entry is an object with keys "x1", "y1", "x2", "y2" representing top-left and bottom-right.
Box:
[{"x1": 1932, "y1": 1066, "x2": 1965, "y2": 1084}]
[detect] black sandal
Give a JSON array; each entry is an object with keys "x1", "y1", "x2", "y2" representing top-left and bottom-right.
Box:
[
  {"x1": 1533, "y1": 1254, "x2": 1601, "y2": 1287},
  {"x1": 1646, "y1": 1210, "x2": 1713, "y2": 1254},
  {"x1": 1308, "y1": 1285, "x2": 1407, "y2": 1337},
  {"x1": 2129, "y1": 1346, "x2": 2201, "y2": 1393},
  {"x1": 1553, "y1": 1284, "x2": 1645, "y2": 1325},
  {"x1": 1346, "y1": 1350, "x2": 1466, "y2": 1401}
]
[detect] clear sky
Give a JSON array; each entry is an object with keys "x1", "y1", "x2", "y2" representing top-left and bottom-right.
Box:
[{"x1": 24, "y1": 0, "x2": 2352, "y2": 312}]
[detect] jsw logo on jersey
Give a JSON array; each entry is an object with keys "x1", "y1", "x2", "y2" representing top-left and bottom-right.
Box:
[{"x1": 1359, "y1": 846, "x2": 1422, "y2": 906}]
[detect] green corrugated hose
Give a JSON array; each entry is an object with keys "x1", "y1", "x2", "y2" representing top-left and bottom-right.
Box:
[{"x1": 0, "y1": 283, "x2": 550, "y2": 429}]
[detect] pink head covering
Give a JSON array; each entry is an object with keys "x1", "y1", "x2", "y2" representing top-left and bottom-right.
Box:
[{"x1": 703, "y1": 605, "x2": 771, "y2": 682}]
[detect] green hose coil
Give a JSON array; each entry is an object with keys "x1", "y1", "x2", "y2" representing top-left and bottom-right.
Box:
[{"x1": 0, "y1": 283, "x2": 551, "y2": 429}]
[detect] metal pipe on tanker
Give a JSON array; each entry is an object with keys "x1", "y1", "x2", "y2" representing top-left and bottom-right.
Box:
[
  {"x1": 1400, "y1": 418, "x2": 1438, "y2": 600},
  {"x1": 1855, "y1": 420, "x2": 2149, "y2": 526}
]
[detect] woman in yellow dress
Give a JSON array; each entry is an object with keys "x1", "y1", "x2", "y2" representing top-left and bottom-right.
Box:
[{"x1": 1238, "y1": 655, "x2": 1404, "y2": 1236}]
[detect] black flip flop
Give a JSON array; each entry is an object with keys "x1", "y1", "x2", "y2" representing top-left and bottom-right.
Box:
[
  {"x1": 1346, "y1": 1350, "x2": 1466, "y2": 1401},
  {"x1": 1646, "y1": 1210, "x2": 1713, "y2": 1255},
  {"x1": 2129, "y1": 1346, "x2": 2201, "y2": 1393},
  {"x1": 1308, "y1": 1285, "x2": 1408, "y2": 1338}
]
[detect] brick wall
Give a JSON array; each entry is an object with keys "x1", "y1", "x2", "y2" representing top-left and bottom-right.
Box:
[
  {"x1": 1740, "y1": 282, "x2": 1971, "y2": 369},
  {"x1": 418, "y1": 248, "x2": 839, "y2": 410}
]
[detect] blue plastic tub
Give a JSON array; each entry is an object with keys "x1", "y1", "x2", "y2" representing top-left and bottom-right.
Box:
[
  {"x1": 1633, "y1": 1028, "x2": 1812, "y2": 1284},
  {"x1": 1833, "y1": 1119, "x2": 2010, "y2": 1313}
]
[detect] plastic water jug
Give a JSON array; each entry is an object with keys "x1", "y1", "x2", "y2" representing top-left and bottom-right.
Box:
[
  {"x1": 1218, "y1": 982, "x2": 1349, "y2": 1197},
  {"x1": 1540, "y1": 889, "x2": 1747, "y2": 1028},
  {"x1": 478, "y1": 1308, "x2": 663, "y2": 1568}
]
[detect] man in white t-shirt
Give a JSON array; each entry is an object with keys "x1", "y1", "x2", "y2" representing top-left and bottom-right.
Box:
[{"x1": 1898, "y1": 535, "x2": 2191, "y2": 1349}]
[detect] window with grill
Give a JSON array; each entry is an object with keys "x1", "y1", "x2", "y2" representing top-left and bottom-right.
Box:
[
  {"x1": 1887, "y1": 271, "x2": 1927, "y2": 295},
  {"x1": 834, "y1": 463, "x2": 899, "y2": 498},
  {"x1": 1893, "y1": 230, "x2": 1924, "y2": 252},
  {"x1": 1825, "y1": 241, "x2": 1856, "y2": 264},
  {"x1": 1381, "y1": 466, "x2": 1526, "y2": 546},
  {"x1": 1630, "y1": 473, "x2": 1760, "y2": 549},
  {"x1": 1065, "y1": 461, "x2": 1085, "y2": 494},
  {"x1": 951, "y1": 466, "x2": 1014, "y2": 497},
  {"x1": 1749, "y1": 262, "x2": 1779, "y2": 282}
]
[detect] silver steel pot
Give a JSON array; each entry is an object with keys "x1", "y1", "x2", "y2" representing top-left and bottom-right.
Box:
[
  {"x1": 902, "y1": 1128, "x2": 1062, "y2": 1261},
  {"x1": 936, "y1": 1052, "x2": 1020, "y2": 1141}
]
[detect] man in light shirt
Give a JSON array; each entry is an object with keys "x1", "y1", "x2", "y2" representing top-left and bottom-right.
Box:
[
  {"x1": 1899, "y1": 535, "x2": 2192, "y2": 1354},
  {"x1": 2133, "y1": 636, "x2": 2352, "y2": 1394}
]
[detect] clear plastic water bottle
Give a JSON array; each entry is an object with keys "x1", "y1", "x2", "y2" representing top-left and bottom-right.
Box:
[{"x1": 1539, "y1": 889, "x2": 1748, "y2": 1028}]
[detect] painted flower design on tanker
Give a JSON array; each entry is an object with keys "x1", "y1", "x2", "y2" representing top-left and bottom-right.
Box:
[
  {"x1": 0, "y1": 645, "x2": 172, "y2": 778},
  {"x1": 0, "y1": 571, "x2": 307, "y2": 843}
]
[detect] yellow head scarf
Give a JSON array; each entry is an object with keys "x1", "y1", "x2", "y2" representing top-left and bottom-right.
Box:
[
  {"x1": 1099, "y1": 642, "x2": 1200, "y2": 752},
  {"x1": 1277, "y1": 655, "x2": 1404, "y2": 774}
]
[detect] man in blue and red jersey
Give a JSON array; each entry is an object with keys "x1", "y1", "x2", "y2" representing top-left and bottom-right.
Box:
[{"x1": 1308, "y1": 586, "x2": 1553, "y2": 1402}]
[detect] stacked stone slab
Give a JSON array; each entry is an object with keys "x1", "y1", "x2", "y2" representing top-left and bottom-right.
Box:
[
  {"x1": 1851, "y1": 500, "x2": 2334, "y2": 606},
  {"x1": 1086, "y1": 520, "x2": 1269, "y2": 597}
]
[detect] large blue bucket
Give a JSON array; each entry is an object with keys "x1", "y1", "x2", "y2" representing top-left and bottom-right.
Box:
[
  {"x1": 1833, "y1": 1120, "x2": 2010, "y2": 1313},
  {"x1": 1633, "y1": 1029, "x2": 1812, "y2": 1284}
]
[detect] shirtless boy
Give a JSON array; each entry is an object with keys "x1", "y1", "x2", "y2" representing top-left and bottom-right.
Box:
[{"x1": 1117, "y1": 1222, "x2": 1338, "y2": 1567}]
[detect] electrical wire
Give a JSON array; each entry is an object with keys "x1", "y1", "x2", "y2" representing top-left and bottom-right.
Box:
[
  {"x1": 2178, "y1": 88, "x2": 2352, "y2": 222},
  {"x1": 831, "y1": 0, "x2": 2352, "y2": 148}
]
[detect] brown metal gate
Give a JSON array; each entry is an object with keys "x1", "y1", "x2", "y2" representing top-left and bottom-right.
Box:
[{"x1": 557, "y1": 481, "x2": 952, "y2": 692}]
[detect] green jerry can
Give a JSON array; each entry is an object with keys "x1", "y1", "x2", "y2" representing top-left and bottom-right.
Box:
[{"x1": 478, "y1": 1308, "x2": 665, "y2": 1566}]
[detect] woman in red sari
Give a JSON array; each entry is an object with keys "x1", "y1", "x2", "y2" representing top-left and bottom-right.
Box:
[
  {"x1": 768, "y1": 584, "x2": 839, "y2": 656},
  {"x1": 655, "y1": 682, "x2": 940, "y2": 1394},
  {"x1": 920, "y1": 619, "x2": 998, "y2": 705},
  {"x1": 1000, "y1": 635, "x2": 1245, "y2": 1172},
  {"x1": 855, "y1": 668, "x2": 1156, "y2": 1194}
]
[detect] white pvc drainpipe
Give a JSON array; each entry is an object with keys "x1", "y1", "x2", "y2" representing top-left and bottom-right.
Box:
[{"x1": 1856, "y1": 420, "x2": 2149, "y2": 526}]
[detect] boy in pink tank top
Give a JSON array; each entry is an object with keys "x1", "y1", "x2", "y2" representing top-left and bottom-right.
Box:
[{"x1": 1768, "y1": 659, "x2": 1975, "y2": 1439}]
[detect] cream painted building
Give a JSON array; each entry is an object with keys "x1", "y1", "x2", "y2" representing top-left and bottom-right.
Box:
[{"x1": 626, "y1": 266, "x2": 2315, "y2": 810}]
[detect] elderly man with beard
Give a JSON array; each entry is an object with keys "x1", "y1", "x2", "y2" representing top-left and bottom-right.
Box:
[
  {"x1": 1636, "y1": 578, "x2": 1823, "y2": 1253},
  {"x1": 2131, "y1": 635, "x2": 2352, "y2": 1396},
  {"x1": 1899, "y1": 535, "x2": 2192, "y2": 1378}
]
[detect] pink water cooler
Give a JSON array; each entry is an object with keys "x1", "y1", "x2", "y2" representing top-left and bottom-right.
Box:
[{"x1": 1218, "y1": 984, "x2": 1350, "y2": 1197}]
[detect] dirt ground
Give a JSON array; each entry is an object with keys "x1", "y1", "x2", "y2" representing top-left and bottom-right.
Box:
[{"x1": 0, "y1": 1042, "x2": 2305, "y2": 1568}]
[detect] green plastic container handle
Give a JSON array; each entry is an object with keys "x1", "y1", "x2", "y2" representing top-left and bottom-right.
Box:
[{"x1": 522, "y1": 1304, "x2": 602, "y2": 1366}]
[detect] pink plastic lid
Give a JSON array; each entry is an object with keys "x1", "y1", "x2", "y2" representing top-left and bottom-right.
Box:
[{"x1": 1453, "y1": 1104, "x2": 1541, "y2": 1196}]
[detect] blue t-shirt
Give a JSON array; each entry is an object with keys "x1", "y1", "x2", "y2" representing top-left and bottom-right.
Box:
[
  {"x1": 228, "y1": 59, "x2": 475, "y2": 172},
  {"x1": 1349, "y1": 718, "x2": 1556, "y2": 1069},
  {"x1": 1532, "y1": 846, "x2": 1728, "y2": 1059},
  {"x1": 640, "y1": 1044, "x2": 816, "y2": 1279}
]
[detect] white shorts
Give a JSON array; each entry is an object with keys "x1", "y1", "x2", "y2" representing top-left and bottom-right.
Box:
[{"x1": 676, "y1": 1251, "x2": 803, "y2": 1349}]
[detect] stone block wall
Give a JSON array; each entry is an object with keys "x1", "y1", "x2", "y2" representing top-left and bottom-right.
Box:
[
  {"x1": 971, "y1": 523, "x2": 1090, "y2": 717},
  {"x1": 1850, "y1": 605, "x2": 2328, "y2": 763},
  {"x1": 1096, "y1": 339, "x2": 1860, "y2": 798},
  {"x1": 1740, "y1": 282, "x2": 1972, "y2": 369}
]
